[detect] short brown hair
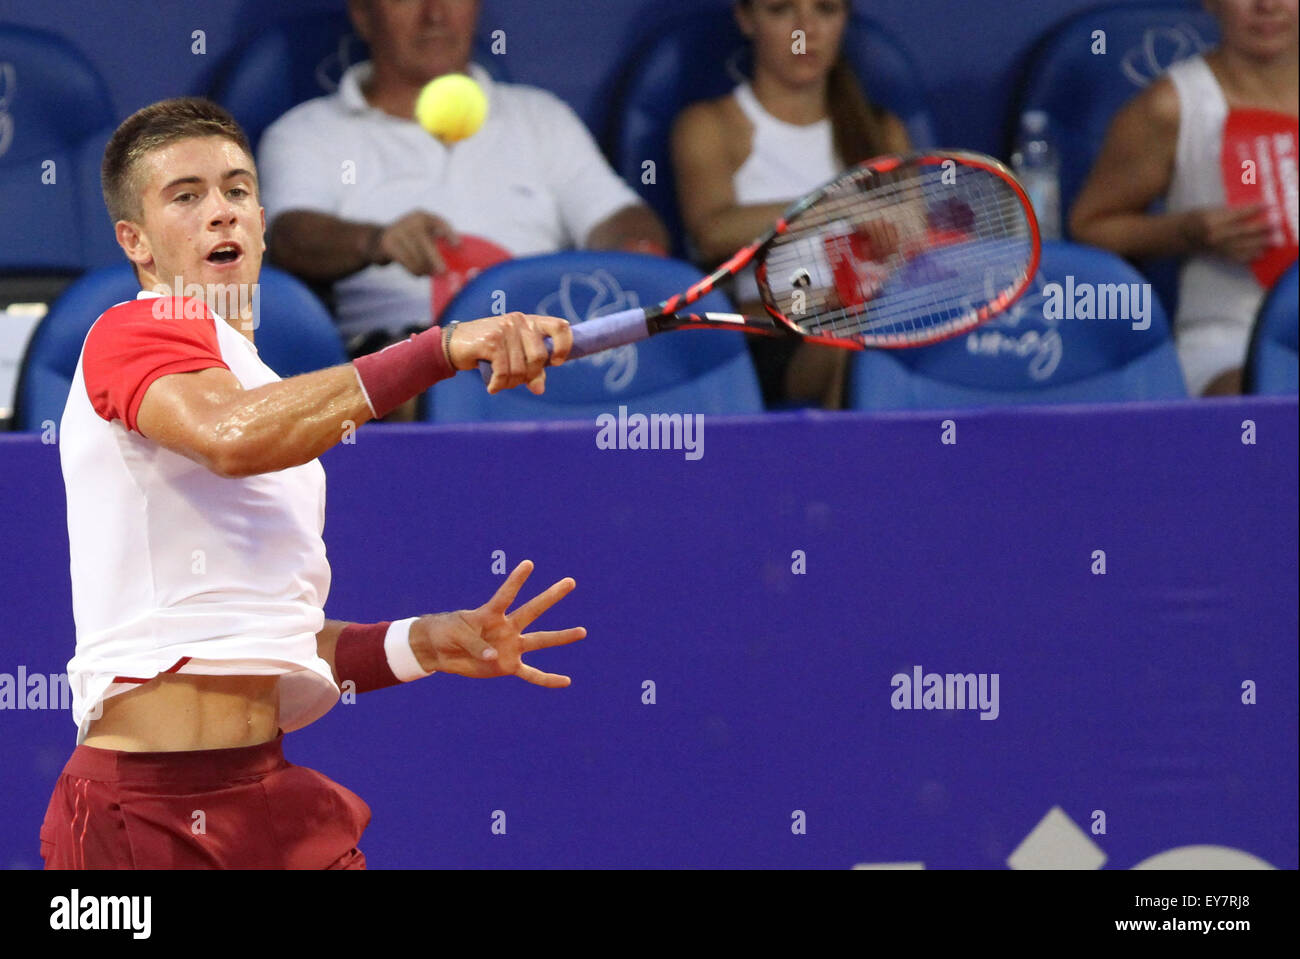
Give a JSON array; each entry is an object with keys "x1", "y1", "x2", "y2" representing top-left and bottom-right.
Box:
[{"x1": 101, "y1": 97, "x2": 255, "y2": 226}]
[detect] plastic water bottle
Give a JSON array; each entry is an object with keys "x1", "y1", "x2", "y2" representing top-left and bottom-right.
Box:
[{"x1": 1011, "y1": 110, "x2": 1062, "y2": 241}]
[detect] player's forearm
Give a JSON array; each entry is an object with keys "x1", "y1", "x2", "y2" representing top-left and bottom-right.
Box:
[
  {"x1": 267, "y1": 210, "x2": 383, "y2": 283},
  {"x1": 1069, "y1": 208, "x2": 1198, "y2": 259},
  {"x1": 585, "y1": 204, "x2": 670, "y2": 253},
  {"x1": 318, "y1": 616, "x2": 440, "y2": 680},
  {"x1": 317, "y1": 616, "x2": 439, "y2": 692},
  {"x1": 688, "y1": 202, "x2": 788, "y2": 265},
  {"x1": 315, "y1": 618, "x2": 350, "y2": 683},
  {"x1": 212, "y1": 364, "x2": 375, "y2": 478}
]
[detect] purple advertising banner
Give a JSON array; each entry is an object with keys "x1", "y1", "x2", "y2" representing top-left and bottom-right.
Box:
[{"x1": 1, "y1": 399, "x2": 1296, "y2": 868}]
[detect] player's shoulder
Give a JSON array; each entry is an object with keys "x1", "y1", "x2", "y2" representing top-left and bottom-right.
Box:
[
  {"x1": 88, "y1": 296, "x2": 165, "y2": 338},
  {"x1": 95, "y1": 295, "x2": 215, "y2": 324},
  {"x1": 87, "y1": 297, "x2": 218, "y2": 348}
]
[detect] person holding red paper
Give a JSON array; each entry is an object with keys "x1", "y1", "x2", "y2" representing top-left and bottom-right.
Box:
[{"x1": 1071, "y1": 0, "x2": 1298, "y2": 397}]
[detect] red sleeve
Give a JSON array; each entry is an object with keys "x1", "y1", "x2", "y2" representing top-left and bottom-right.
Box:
[{"x1": 82, "y1": 297, "x2": 231, "y2": 433}]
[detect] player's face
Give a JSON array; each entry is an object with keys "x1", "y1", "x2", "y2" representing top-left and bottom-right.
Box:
[
  {"x1": 1210, "y1": 0, "x2": 1299, "y2": 60},
  {"x1": 738, "y1": 0, "x2": 849, "y2": 89},
  {"x1": 126, "y1": 136, "x2": 265, "y2": 315},
  {"x1": 353, "y1": 0, "x2": 479, "y2": 83}
]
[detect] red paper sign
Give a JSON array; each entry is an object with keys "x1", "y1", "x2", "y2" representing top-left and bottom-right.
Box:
[
  {"x1": 1221, "y1": 108, "x2": 1299, "y2": 288},
  {"x1": 429, "y1": 234, "x2": 512, "y2": 321}
]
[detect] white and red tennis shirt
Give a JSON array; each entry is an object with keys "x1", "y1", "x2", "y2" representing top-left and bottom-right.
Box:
[{"x1": 59, "y1": 290, "x2": 338, "y2": 743}]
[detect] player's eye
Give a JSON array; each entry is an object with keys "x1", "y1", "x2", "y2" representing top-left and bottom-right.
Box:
[{"x1": 227, "y1": 187, "x2": 249, "y2": 198}]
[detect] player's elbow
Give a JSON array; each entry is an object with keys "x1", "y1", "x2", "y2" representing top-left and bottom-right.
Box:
[{"x1": 205, "y1": 428, "x2": 261, "y2": 480}]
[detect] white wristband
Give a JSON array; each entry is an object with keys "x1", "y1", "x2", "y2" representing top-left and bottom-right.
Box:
[{"x1": 384, "y1": 617, "x2": 434, "y2": 681}]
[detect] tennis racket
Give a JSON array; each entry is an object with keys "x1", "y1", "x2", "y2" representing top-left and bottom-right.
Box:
[{"x1": 476, "y1": 149, "x2": 1041, "y2": 380}]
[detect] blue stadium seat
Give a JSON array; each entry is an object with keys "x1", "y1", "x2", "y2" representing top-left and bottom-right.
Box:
[
  {"x1": 427, "y1": 252, "x2": 763, "y2": 423},
  {"x1": 210, "y1": 11, "x2": 509, "y2": 152},
  {"x1": 611, "y1": 10, "x2": 938, "y2": 256},
  {"x1": 13, "y1": 263, "x2": 348, "y2": 431},
  {"x1": 1013, "y1": 2, "x2": 1220, "y2": 317},
  {"x1": 1244, "y1": 262, "x2": 1299, "y2": 396},
  {"x1": 849, "y1": 240, "x2": 1188, "y2": 410},
  {"x1": 0, "y1": 25, "x2": 120, "y2": 272}
]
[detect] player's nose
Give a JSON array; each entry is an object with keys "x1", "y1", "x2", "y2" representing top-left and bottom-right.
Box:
[{"x1": 207, "y1": 194, "x2": 239, "y2": 225}]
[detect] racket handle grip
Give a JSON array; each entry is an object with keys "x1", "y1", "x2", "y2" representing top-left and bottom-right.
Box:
[{"x1": 475, "y1": 307, "x2": 651, "y2": 383}]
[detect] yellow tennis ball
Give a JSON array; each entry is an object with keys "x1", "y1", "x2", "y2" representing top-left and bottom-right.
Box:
[{"x1": 415, "y1": 73, "x2": 488, "y2": 144}]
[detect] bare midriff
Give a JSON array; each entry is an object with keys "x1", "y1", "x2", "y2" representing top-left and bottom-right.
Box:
[{"x1": 81, "y1": 673, "x2": 281, "y2": 752}]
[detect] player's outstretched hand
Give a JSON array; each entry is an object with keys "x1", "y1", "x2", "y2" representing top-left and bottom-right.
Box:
[
  {"x1": 409, "y1": 561, "x2": 585, "y2": 687},
  {"x1": 446, "y1": 312, "x2": 573, "y2": 394}
]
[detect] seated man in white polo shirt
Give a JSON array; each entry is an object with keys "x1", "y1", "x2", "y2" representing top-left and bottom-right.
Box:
[{"x1": 259, "y1": 0, "x2": 668, "y2": 370}]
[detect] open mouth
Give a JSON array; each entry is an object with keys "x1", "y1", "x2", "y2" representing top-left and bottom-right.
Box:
[{"x1": 206, "y1": 242, "x2": 243, "y2": 265}]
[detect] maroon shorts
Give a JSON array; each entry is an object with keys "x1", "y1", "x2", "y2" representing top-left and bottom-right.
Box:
[{"x1": 40, "y1": 731, "x2": 370, "y2": 869}]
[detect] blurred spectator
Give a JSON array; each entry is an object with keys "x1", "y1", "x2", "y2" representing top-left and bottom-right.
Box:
[
  {"x1": 1070, "y1": 0, "x2": 1298, "y2": 397},
  {"x1": 259, "y1": 0, "x2": 667, "y2": 416},
  {"x1": 671, "y1": 0, "x2": 910, "y2": 409}
]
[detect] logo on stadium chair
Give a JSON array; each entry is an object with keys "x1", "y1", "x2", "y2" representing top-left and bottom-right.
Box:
[
  {"x1": 0, "y1": 62, "x2": 16, "y2": 158},
  {"x1": 1120, "y1": 24, "x2": 1212, "y2": 87},
  {"x1": 962, "y1": 268, "x2": 1063, "y2": 381},
  {"x1": 536, "y1": 270, "x2": 640, "y2": 392}
]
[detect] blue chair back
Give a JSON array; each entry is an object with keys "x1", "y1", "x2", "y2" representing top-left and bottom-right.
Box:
[
  {"x1": 850, "y1": 240, "x2": 1188, "y2": 410},
  {"x1": 210, "y1": 10, "x2": 509, "y2": 152},
  {"x1": 1013, "y1": 2, "x2": 1220, "y2": 317},
  {"x1": 612, "y1": 10, "x2": 938, "y2": 256},
  {"x1": 14, "y1": 263, "x2": 347, "y2": 431},
  {"x1": 1244, "y1": 262, "x2": 1299, "y2": 395},
  {"x1": 0, "y1": 25, "x2": 120, "y2": 272},
  {"x1": 428, "y1": 252, "x2": 762, "y2": 422}
]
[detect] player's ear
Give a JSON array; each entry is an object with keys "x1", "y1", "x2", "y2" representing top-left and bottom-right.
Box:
[
  {"x1": 259, "y1": 206, "x2": 267, "y2": 254},
  {"x1": 116, "y1": 220, "x2": 153, "y2": 271}
]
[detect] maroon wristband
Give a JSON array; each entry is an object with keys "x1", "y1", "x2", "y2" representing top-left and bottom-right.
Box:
[
  {"x1": 352, "y1": 326, "x2": 456, "y2": 418},
  {"x1": 334, "y1": 621, "x2": 398, "y2": 693}
]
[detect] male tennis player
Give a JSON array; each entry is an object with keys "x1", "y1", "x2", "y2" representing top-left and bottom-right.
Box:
[{"x1": 40, "y1": 97, "x2": 585, "y2": 869}]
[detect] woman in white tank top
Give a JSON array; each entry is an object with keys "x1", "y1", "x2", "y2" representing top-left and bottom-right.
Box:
[
  {"x1": 671, "y1": 0, "x2": 911, "y2": 409},
  {"x1": 1071, "y1": 1, "x2": 1298, "y2": 396}
]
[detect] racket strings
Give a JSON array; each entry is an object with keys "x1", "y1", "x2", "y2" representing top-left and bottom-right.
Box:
[{"x1": 762, "y1": 160, "x2": 1034, "y2": 345}]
